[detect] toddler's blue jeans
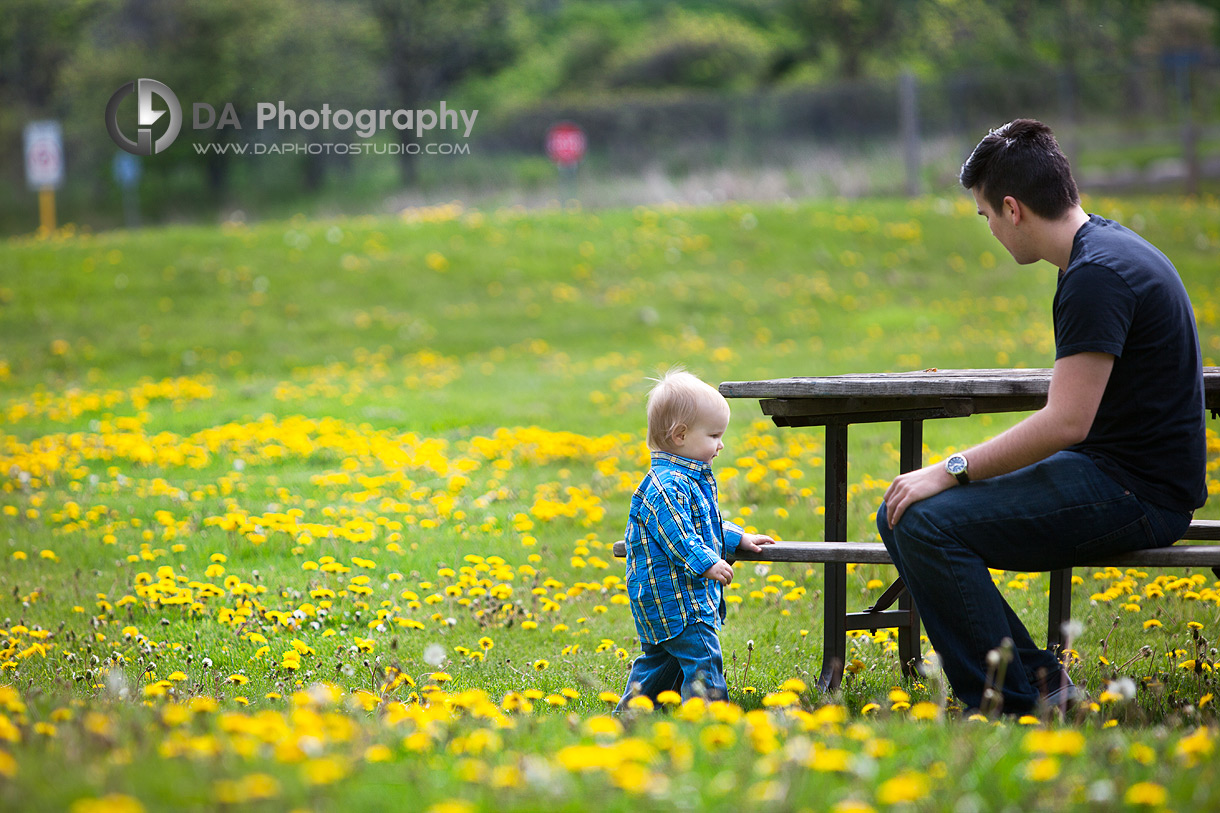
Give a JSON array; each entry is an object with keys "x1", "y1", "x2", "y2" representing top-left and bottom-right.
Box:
[
  {"x1": 877, "y1": 450, "x2": 1191, "y2": 713},
  {"x1": 615, "y1": 621, "x2": 727, "y2": 713}
]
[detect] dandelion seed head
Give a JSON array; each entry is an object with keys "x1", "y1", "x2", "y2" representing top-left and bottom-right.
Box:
[
  {"x1": 105, "y1": 669, "x2": 130, "y2": 700},
  {"x1": 1087, "y1": 779, "x2": 1115, "y2": 804},
  {"x1": 1105, "y1": 677, "x2": 1137, "y2": 701},
  {"x1": 1061, "y1": 619, "x2": 1085, "y2": 641}
]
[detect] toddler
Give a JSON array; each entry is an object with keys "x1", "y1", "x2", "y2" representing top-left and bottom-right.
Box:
[{"x1": 616, "y1": 369, "x2": 773, "y2": 711}]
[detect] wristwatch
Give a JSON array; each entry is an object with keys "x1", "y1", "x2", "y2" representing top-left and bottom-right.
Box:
[{"x1": 945, "y1": 454, "x2": 970, "y2": 485}]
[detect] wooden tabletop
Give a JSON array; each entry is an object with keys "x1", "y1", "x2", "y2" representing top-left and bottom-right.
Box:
[
  {"x1": 721, "y1": 368, "x2": 1057, "y2": 399},
  {"x1": 720, "y1": 367, "x2": 1220, "y2": 426}
]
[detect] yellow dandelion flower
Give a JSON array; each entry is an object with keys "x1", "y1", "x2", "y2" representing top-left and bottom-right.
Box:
[
  {"x1": 675, "y1": 697, "x2": 706, "y2": 722},
  {"x1": 1123, "y1": 782, "x2": 1167, "y2": 807},
  {"x1": 626, "y1": 696, "x2": 654, "y2": 712},
  {"x1": 1175, "y1": 726, "x2": 1215, "y2": 765},
  {"x1": 876, "y1": 771, "x2": 931, "y2": 805},
  {"x1": 425, "y1": 802, "x2": 475, "y2": 813},
  {"x1": 69, "y1": 794, "x2": 146, "y2": 813},
  {"x1": 584, "y1": 716, "x2": 622, "y2": 738},
  {"x1": 808, "y1": 746, "x2": 852, "y2": 773},
  {"x1": 831, "y1": 801, "x2": 877, "y2": 813},
  {"x1": 0, "y1": 751, "x2": 15, "y2": 779},
  {"x1": 699, "y1": 724, "x2": 737, "y2": 751},
  {"x1": 365, "y1": 744, "x2": 393, "y2": 762},
  {"x1": 1022, "y1": 729, "x2": 1085, "y2": 756},
  {"x1": 1024, "y1": 757, "x2": 1060, "y2": 782},
  {"x1": 763, "y1": 690, "x2": 799, "y2": 708},
  {"x1": 302, "y1": 757, "x2": 347, "y2": 786},
  {"x1": 1129, "y1": 743, "x2": 1156, "y2": 765}
]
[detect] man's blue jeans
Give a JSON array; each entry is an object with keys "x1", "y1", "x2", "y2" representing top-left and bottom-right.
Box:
[
  {"x1": 877, "y1": 451, "x2": 1191, "y2": 713},
  {"x1": 616, "y1": 621, "x2": 728, "y2": 713}
]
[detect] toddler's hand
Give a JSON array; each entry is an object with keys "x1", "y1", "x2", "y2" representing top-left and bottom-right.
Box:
[
  {"x1": 702, "y1": 559, "x2": 734, "y2": 586},
  {"x1": 737, "y1": 533, "x2": 776, "y2": 553}
]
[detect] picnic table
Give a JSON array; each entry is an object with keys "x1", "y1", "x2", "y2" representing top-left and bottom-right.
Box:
[{"x1": 716, "y1": 367, "x2": 1220, "y2": 692}]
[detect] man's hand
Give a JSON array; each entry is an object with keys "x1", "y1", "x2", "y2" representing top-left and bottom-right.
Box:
[
  {"x1": 883, "y1": 463, "x2": 957, "y2": 528},
  {"x1": 702, "y1": 559, "x2": 734, "y2": 585},
  {"x1": 737, "y1": 533, "x2": 775, "y2": 553},
  {"x1": 882, "y1": 353, "x2": 1115, "y2": 530}
]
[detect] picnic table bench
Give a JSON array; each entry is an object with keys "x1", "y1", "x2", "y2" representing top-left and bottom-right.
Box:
[{"x1": 614, "y1": 367, "x2": 1220, "y2": 693}]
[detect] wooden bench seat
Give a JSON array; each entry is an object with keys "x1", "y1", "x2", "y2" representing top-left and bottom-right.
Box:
[{"x1": 612, "y1": 519, "x2": 1220, "y2": 681}]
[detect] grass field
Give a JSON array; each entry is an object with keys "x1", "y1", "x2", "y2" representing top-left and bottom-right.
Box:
[{"x1": 2, "y1": 194, "x2": 1220, "y2": 811}]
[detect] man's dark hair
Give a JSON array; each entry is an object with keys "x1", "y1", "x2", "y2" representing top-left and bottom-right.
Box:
[{"x1": 959, "y1": 119, "x2": 1080, "y2": 220}]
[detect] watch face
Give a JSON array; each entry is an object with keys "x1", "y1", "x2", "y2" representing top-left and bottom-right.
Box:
[{"x1": 946, "y1": 455, "x2": 967, "y2": 476}]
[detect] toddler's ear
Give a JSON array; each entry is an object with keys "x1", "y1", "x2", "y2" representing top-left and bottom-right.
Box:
[{"x1": 669, "y1": 424, "x2": 688, "y2": 447}]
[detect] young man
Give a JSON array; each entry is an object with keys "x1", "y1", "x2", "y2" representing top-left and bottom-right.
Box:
[{"x1": 877, "y1": 119, "x2": 1207, "y2": 714}]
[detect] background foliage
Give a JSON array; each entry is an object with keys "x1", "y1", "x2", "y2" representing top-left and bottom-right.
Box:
[{"x1": 3, "y1": 0, "x2": 1220, "y2": 232}]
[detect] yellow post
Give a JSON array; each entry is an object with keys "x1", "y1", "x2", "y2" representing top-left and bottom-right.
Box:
[{"x1": 38, "y1": 187, "x2": 56, "y2": 237}]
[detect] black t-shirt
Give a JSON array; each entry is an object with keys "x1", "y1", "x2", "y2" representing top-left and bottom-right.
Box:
[{"x1": 1054, "y1": 214, "x2": 1207, "y2": 513}]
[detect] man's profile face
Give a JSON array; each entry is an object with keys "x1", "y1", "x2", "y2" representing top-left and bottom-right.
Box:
[{"x1": 972, "y1": 188, "x2": 1038, "y2": 265}]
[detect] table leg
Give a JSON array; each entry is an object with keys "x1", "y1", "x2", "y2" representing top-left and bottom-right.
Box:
[
  {"x1": 818, "y1": 423, "x2": 849, "y2": 692},
  {"x1": 1047, "y1": 568, "x2": 1073, "y2": 655},
  {"x1": 896, "y1": 420, "x2": 924, "y2": 677}
]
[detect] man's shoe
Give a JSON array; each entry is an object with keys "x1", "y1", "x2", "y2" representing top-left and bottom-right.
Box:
[{"x1": 1042, "y1": 673, "x2": 1088, "y2": 709}]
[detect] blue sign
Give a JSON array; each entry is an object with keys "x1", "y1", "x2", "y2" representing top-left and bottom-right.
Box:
[{"x1": 113, "y1": 151, "x2": 142, "y2": 188}]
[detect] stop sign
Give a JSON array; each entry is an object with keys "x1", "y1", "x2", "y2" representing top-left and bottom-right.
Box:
[{"x1": 546, "y1": 122, "x2": 586, "y2": 167}]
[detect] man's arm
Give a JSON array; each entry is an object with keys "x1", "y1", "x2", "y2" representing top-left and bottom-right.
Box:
[{"x1": 883, "y1": 352, "x2": 1115, "y2": 528}]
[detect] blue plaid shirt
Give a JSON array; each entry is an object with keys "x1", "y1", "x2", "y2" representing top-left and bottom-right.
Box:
[{"x1": 624, "y1": 451, "x2": 744, "y2": 645}]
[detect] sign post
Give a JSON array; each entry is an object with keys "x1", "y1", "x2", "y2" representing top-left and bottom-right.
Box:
[
  {"x1": 24, "y1": 121, "x2": 65, "y2": 236},
  {"x1": 546, "y1": 122, "x2": 586, "y2": 204},
  {"x1": 113, "y1": 151, "x2": 143, "y2": 228}
]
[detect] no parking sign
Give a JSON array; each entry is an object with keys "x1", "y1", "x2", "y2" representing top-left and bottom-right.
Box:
[
  {"x1": 546, "y1": 122, "x2": 586, "y2": 167},
  {"x1": 24, "y1": 121, "x2": 64, "y2": 190}
]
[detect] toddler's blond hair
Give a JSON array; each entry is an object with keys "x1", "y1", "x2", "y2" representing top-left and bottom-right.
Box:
[{"x1": 646, "y1": 368, "x2": 727, "y2": 451}]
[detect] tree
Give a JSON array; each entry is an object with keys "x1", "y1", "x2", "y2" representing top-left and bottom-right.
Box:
[
  {"x1": 56, "y1": 0, "x2": 381, "y2": 198},
  {"x1": 1138, "y1": 0, "x2": 1219, "y2": 56},
  {"x1": 0, "y1": 0, "x2": 107, "y2": 191},
  {"x1": 779, "y1": 0, "x2": 902, "y2": 79},
  {"x1": 364, "y1": 0, "x2": 519, "y2": 183}
]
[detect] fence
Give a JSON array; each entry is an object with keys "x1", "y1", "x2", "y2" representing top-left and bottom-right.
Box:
[{"x1": 477, "y1": 59, "x2": 1220, "y2": 198}]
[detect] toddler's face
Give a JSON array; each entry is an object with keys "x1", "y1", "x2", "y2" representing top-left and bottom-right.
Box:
[{"x1": 681, "y1": 402, "x2": 730, "y2": 463}]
